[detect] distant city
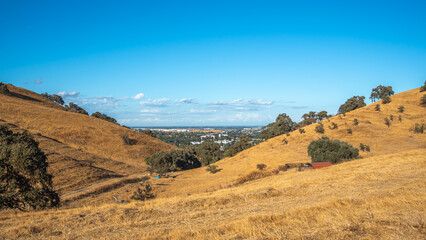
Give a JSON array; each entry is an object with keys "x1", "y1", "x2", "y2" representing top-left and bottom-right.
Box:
[{"x1": 132, "y1": 126, "x2": 263, "y2": 148}]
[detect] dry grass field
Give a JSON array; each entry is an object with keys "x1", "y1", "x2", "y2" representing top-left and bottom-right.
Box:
[{"x1": 0, "y1": 85, "x2": 425, "y2": 239}]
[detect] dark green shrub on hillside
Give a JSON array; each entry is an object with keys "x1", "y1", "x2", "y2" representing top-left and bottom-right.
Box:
[
  {"x1": 282, "y1": 138, "x2": 288, "y2": 144},
  {"x1": 0, "y1": 125, "x2": 59, "y2": 210},
  {"x1": 370, "y1": 85, "x2": 394, "y2": 102},
  {"x1": 307, "y1": 136, "x2": 359, "y2": 164},
  {"x1": 329, "y1": 122, "x2": 338, "y2": 130},
  {"x1": 315, "y1": 123, "x2": 325, "y2": 134},
  {"x1": 260, "y1": 113, "x2": 297, "y2": 139},
  {"x1": 359, "y1": 143, "x2": 370, "y2": 152},
  {"x1": 131, "y1": 182, "x2": 155, "y2": 201},
  {"x1": 390, "y1": 115, "x2": 394, "y2": 121},
  {"x1": 338, "y1": 96, "x2": 366, "y2": 114},
  {"x1": 384, "y1": 117, "x2": 391, "y2": 128},
  {"x1": 398, "y1": 115, "x2": 402, "y2": 122},
  {"x1": 398, "y1": 106, "x2": 405, "y2": 113},
  {"x1": 41, "y1": 92, "x2": 64, "y2": 105},
  {"x1": 421, "y1": 94, "x2": 426, "y2": 107},
  {"x1": 91, "y1": 111, "x2": 118, "y2": 124},
  {"x1": 353, "y1": 119, "x2": 359, "y2": 126},
  {"x1": 206, "y1": 165, "x2": 221, "y2": 174},
  {"x1": 224, "y1": 135, "x2": 252, "y2": 157},
  {"x1": 144, "y1": 129, "x2": 156, "y2": 138},
  {"x1": 65, "y1": 102, "x2": 88, "y2": 115},
  {"x1": 412, "y1": 123, "x2": 425, "y2": 134},
  {"x1": 420, "y1": 81, "x2": 426, "y2": 92},
  {"x1": 375, "y1": 104, "x2": 381, "y2": 111},
  {"x1": 144, "y1": 149, "x2": 201, "y2": 173},
  {"x1": 0, "y1": 83, "x2": 10, "y2": 95},
  {"x1": 256, "y1": 164, "x2": 267, "y2": 171},
  {"x1": 347, "y1": 128, "x2": 353, "y2": 134},
  {"x1": 299, "y1": 128, "x2": 305, "y2": 134}
]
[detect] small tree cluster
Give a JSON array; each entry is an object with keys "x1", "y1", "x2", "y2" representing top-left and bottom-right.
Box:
[
  {"x1": 398, "y1": 115, "x2": 402, "y2": 122},
  {"x1": 0, "y1": 125, "x2": 59, "y2": 210},
  {"x1": 421, "y1": 94, "x2": 426, "y2": 107},
  {"x1": 224, "y1": 135, "x2": 252, "y2": 157},
  {"x1": 413, "y1": 123, "x2": 425, "y2": 134},
  {"x1": 359, "y1": 143, "x2": 370, "y2": 152},
  {"x1": 144, "y1": 129, "x2": 156, "y2": 138},
  {"x1": 300, "y1": 111, "x2": 331, "y2": 127},
  {"x1": 307, "y1": 136, "x2": 359, "y2": 164},
  {"x1": 315, "y1": 123, "x2": 325, "y2": 134},
  {"x1": 398, "y1": 106, "x2": 405, "y2": 113},
  {"x1": 196, "y1": 142, "x2": 221, "y2": 165},
  {"x1": 65, "y1": 102, "x2": 88, "y2": 115},
  {"x1": 41, "y1": 93, "x2": 64, "y2": 105},
  {"x1": 130, "y1": 182, "x2": 155, "y2": 201},
  {"x1": 370, "y1": 85, "x2": 394, "y2": 103},
  {"x1": 260, "y1": 113, "x2": 297, "y2": 140},
  {"x1": 145, "y1": 149, "x2": 201, "y2": 173},
  {"x1": 206, "y1": 165, "x2": 221, "y2": 174},
  {"x1": 282, "y1": 138, "x2": 288, "y2": 144},
  {"x1": 338, "y1": 96, "x2": 366, "y2": 114},
  {"x1": 91, "y1": 112, "x2": 117, "y2": 124},
  {"x1": 299, "y1": 128, "x2": 305, "y2": 134},
  {"x1": 0, "y1": 83, "x2": 10, "y2": 95},
  {"x1": 347, "y1": 128, "x2": 353, "y2": 134}
]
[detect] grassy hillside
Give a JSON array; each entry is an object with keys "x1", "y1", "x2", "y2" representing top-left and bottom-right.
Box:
[{"x1": 0, "y1": 84, "x2": 175, "y2": 167}]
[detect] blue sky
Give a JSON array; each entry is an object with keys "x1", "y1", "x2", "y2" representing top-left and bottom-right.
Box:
[{"x1": 1, "y1": 0, "x2": 425, "y2": 126}]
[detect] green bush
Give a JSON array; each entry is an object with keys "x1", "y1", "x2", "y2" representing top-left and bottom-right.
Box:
[
  {"x1": 398, "y1": 106, "x2": 405, "y2": 113},
  {"x1": 197, "y1": 142, "x2": 221, "y2": 165},
  {"x1": 121, "y1": 134, "x2": 134, "y2": 145},
  {"x1": 382, "y1": 95, "x2": 391, "y2": 104},
  {"x1": 359, "y1": 143, "x2": 370, "y2": 152},
  {"x1": 353, "y1": 119, "x2": 359, "y2": 126},
  {"x1": 91, "y1": 112, "x2": 117, "y2": 124},
  {"x1": 145, "y1": 149, "x2": 201, "y2": 173},
  {"x1": 347, "y1": 128, "x2": 353, "y2": 134},
  {"x1": 375, "y1": 104, "x2": 381, "y2": 111},
  {"x1": 329, "y1": 122, "x2": 338, "y2": 130},
  {"x1": 282, "y1": 138, "x2": 288, "y2": 144},
  {"x1": 307, "y1": 136, "x2": 359, "y2": 164},
  {"x1": 206, "y1": 165, "x2": 221, "y2": 174},
  {"x1": 421, "y1": 94, "x2": 426, "y2": 107},
  {"x1": 299, "y1": 128, "x2": 305, "y2": 134},
  {"x1": 384, "y1": 117, "x2": 391, "y2": 128},
  {"x1": 256, "y1": 164, "x2": 267, "y2": 171},
  {"x1": 130, "y1": 182, "x2": 155, "y2": 201},
  {"x1": 0, "y1": 125, "x2": 59, "y2": 210},
  {"x1": 413, "y1": 123, "x2": 425, "y2": 134},
  {"x1": 338, "y1": 96, "x2": 366, "y2": 114},
  {"x1": 65, "y1": 102, "x2": 88, "y2": 115},
  {"x1": 315, "y1": 123, "x2": 325, "y2": 134},
  {"x1": 370, "y1": 85, "x2": 394, "y2": 102},
  {"x1": 420, "y1": 81, "x2": 426, "y2": 92},
  {"x1": 398, "y1": 115, "x2": 402, "y2": 122}
]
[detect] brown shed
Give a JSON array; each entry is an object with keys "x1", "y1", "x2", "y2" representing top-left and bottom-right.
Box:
[{"x1": 311, "y1": 162, "x2": 333, "y2": 169}]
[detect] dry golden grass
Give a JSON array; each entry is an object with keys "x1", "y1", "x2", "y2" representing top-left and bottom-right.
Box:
[{"x1": 0, "y1": 149, "x2": 424, "y2": 239}]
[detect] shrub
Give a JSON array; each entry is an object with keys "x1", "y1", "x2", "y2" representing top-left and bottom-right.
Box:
[
  {"x1": 370, "y1": 85, "x2": 394, "y2": 102},
  {"x1": 91, "y1": 112, "x2": 117, "y2": 124},
  {"x1": 121, "y1": 134, "x2": 133, "y2": 145},
  {"x1": 235, "y1": 170, "x2": 276, "y2": 185},
  {"x1": 382, "y1": 95, "x2": 391, "y2": 104},
  {"x1": 145, "y1": 149, "x2": 201, "y2": 173},
  {"x1": 365, "y1": 145, "x2": 370, "y2": 152},
  {"x1": 65, "y1": 102, "x2": 88, "y2": 115},
  {"x1": 299, "y1": 128, "x2": 305, "y2": 134},
  {"x1": 315, "y1": 123, "x2": 325, "y2": 134},
  {"x1": 413, "y1": 123, "x2": 425, "y2": 134},
  {"x1": 359, "y1": 143, "x2": 370, "y2": 152},
  {"x1": 130, "y1": 182, "x2": 155, "y2": 201},
  {"x1": 256, "y1": 164, "x2": 267, "y2": 171},
  {"x1": 329, "y1": 122, "x2": 338, "y2": 129},
  {"x1": 224, "y1": 135, "x2": 252, "y2": 157},
  {"x1": 390, "y1": 115, "x2": 394, "y2": 121},
  {"x1": 0, "y1": 125, "x2": 59, "y2": 210},
  {"x1": 375, "y1": 104, "x2": 381, "y2": 111},
  {"x1": 398, "y1": 106, "x2": 405, "y2": 113},
  {"x1": 277, "y1": 165, "x2": 288, "y2": 172},
  {"x1": 307, "y1": 136, "x2": 359, "y2": 164},
  {"x1": 282, "y1": 138, "x2": 288, "y2": 144},
  {"x1": 353, "y1": 119, "x2": 359, "y2": 126},
  {"x1": 421, "y1": 94, "x2": 426, "y2": 107},
  {"x1": 420, "y1": 80, "x2": 426, "y2": 92},
  {"x1": 347, "y1": 128, "x2": 353, "y2": 134},
  {"x1": 338, "y1": 96, "x2": 366, "y2": 114},
  {"x1": 261, "y1": 113, "x2": 297, "y2": 139},
  {"x1": 384, "y1": 117, "x2": 391, "y2": 128},
  {"x1": 399, "y1": 115, "x2": 402, "y2": 122},
  {"x1": 144, "y1": 129, "x2": 155, "y2": 138},
  {"x1": 206, "y1": 165, "x2": 221, "y2": 174},
  {"x1": 0, "y1": 83, "x2": 10, "y2": 95}
]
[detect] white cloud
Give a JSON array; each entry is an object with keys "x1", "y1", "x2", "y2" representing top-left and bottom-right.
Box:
[
  {"x1": 208, "y1": 98, "x2": 273, "y2": 111},
  {"x1": 177, "y1": 98, "x2": 196, "y2": 104},
  {"x1": 57, "y1": 91, "x2": 80, "y2": 98},
  {"x1": 141, "y1": 109, "x2": 160, "y2": 113},
  {"x1": 133, "y1": 93, "x2": 145, "y2": 100},
  {"x1": 34, "y1": 80, "x2": 42, "y2": 84},
  {"x1": 139, "y1": 98, "x2": 172, "y2": 107}
]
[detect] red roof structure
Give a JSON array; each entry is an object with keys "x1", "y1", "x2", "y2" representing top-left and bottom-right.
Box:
[{"x1": 311, "y1": 162, "x2": 333, "y2": 169}]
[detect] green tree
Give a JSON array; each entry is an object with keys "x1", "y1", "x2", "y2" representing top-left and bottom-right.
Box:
[
  {"x1": 370, "y1": 85, "x2": 394, "y2": 102},
  {"x1": 144, "y1": 149, "x2": 201, "y2": 173},
  {"x1": 0, "y1": 125, "x2": 59, "y2": 210},
  {"x1": 41, "y1": 93, "x2": 64, "y2": 105},
  {"x1": 398, "y1": 106, "x2": 405, "y2": 113},
  {"x1": 315, "y1": 122, "x2": 325, "y2": 134},
  {"x1": 143, "y1": 129, "x2": 156, "y2": 138},
  {"x1": 307, "y1": 136, "x2": 359, "y2": 164},
  {"x1": 0, "y1": 83, "x2": 10, "y2": 95},
  {"x1": 261, "y1": 113, "x2": 297, "y2": 139},
  {"x1": 421, "y1": 94, "x2": 426, "y2": 107},
  {"x1": 224, "y1": 135, "x2": 252, "y2": 157},
  {"x1": 197, "y1": 142, "x2": 221, "y2": 165},
  {"x1": 420, "y1": 80, "x2": 426, "y2": 92},
  {"x1": 338, "y1": 96, "x2": 366, "y2": 114}
]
